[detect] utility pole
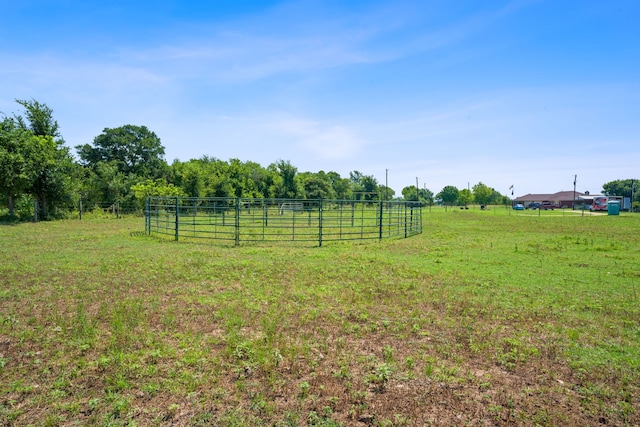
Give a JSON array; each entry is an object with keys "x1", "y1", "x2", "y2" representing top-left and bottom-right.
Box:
[
  {"x1": 416, "y1": 177, "x2": 419, "y2": 202},
  {"x1": 385, "y1": 169, "x2": 388, "y2": 201},
  {"x1": 573, "y1": 174, "x2": 577, "y2": 210}
]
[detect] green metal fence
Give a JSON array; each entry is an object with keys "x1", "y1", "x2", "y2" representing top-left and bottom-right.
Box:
[{"x1": 145, "y1": 197, "x2": 422, "y2": 246}]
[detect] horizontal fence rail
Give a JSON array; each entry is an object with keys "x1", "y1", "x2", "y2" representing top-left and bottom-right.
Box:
[
  {"x1": 78, "y1": 201, "x2": 140, "y2": 219},
  {"x1": 145, "y1": 197, "x2": 422, "y2": 246}
]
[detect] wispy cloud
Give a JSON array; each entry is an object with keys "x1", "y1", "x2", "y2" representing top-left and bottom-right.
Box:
[
  {"x1": 2, "y1": 0, "x2": 537, "y2": 94},
  {"x1": 115, "y1": 30, "x2": 386, "y2": 84},
  {"x1": 107, "y1": 1, "x2": 537, "y2": 84},
  {"x1": 271, "y1": 117, "x2": 365, "y2": 159}
]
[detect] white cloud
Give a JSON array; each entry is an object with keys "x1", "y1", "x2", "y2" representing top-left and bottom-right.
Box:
[{"x1": 276, "y1": 118, "x2": 365, "y2": 159}]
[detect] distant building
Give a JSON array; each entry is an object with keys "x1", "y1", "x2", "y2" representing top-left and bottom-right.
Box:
[{"x1": 514, "y1": 191, "x2": 592, "y2": 208}]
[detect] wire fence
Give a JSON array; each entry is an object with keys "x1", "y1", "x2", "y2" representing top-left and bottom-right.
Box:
[
  {"x1": 145, "y1": 197, "x2": 422, "y2": 246},
  {"x1": 77, "y1": 201, "x2": 140, "y2": 219}
]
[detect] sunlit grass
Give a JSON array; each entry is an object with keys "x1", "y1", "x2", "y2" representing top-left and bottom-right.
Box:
[{"x1": 1, "y1": 208, "x2": 638, "y2": 425}]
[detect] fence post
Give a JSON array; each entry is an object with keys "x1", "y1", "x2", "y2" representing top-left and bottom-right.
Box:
[
  {"x1": 404, "y1": 203, "x2": 408, "y2": 238},
  {"x1": 175, "y1": 197, "x2": 179, "y2": 241},
  {"x1": 235, "y1": 197, "x2": 240, "y2": 247},
  {"x1": 145, "y1": 197, "x2": 150, "y2": 234},
  {"x1": 379, "y1": 200, "x2": 384, "y2": 240},
  {"x1": 79, "y1": 198, "x2": 83, "y2": 220},
  {"x1": 318, "y1": 200, "x2": 323, "y2": 247},
  {"x1": 410, "y1": 203, "x2": 414, "y2": 230},
  {"x1": 264, "y1": 201, "x2": 268, "y2": 227}
]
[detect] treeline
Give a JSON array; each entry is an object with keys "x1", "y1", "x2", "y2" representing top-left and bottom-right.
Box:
[
  {"x1": 1, "y1": 99, "x2": 408, "y2": 220},
  {"x1": 5, "y1": 99, "x2": 633, "y2": 221},
  {"x1": 0, "y1": 99, "x2": 539, "y2": 221}
]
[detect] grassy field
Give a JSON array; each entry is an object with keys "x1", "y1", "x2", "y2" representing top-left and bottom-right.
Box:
[{"x1": 1, "y1": 207, "x2": 638, "y2": 426}]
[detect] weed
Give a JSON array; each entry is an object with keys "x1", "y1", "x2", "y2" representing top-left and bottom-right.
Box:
[
  {"x1": 382, "y1": 345, "x2": 394, "y2": 363},
  {"x1": 308, "y1": 410, "x2": 341, "y2": 426},
  {"x1": 283, "y1": 411, "x2": 300, "y2": 426},
  {"x1": 333, "y1": 359, "x2": 351, "y2": 380},
  {"x1": 299, "y1": 381, "x2": 311, "y2": 399},
  {"x1": 166, "y1": 403, "x2": 180, "y2": 418},
  {"x1": 2, "y1": 315, "x2": 18, "y2": 328},
  {"x1": 369, "y1": 363, "x2": 393, "y2": 390},
  {"x1": 404, "y1": 356, "x2": 415, "y2": 370}
]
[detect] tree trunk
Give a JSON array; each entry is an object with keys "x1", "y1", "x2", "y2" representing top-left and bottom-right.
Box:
[{"x1": 8, "y1": 195, "x2": 14, "y2": 216}]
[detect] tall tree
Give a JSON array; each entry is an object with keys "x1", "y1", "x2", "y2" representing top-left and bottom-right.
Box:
[
  {"x1": 472, "y1": 182, "x2": 493, "y2": 206},
  {"x1": 30, "y1": 146, "x2": 78, "y2": 217},
  {"x1": 360, "y1": 175, "x2": 379, "y2": 200},
  {"x1": 12, "y1": 99, "x2": 73, "y2": 218},
  {"x1": 300, "y1": 172, "x2": 335, "y2": 199},
  {"x1": 14, "y1": 98, "x2": 61, "y2": 139},
  {"x1": 273, "y1": 160, "x2": 302, "y2": 198},
  {"x1": 77, "y1": 125, "x2": 167, "y2": 178},
  {"x1": 0, "y1": 118, "x2": 57, "y2": 215},
  {"x1": 402, "y1": 185, "x2": 420, "y2": 201},
  {"x1": 420, "y1": 187, "x2": 434, "y2": 205},
  {"x1": 401, "y1": 185, "x2": 431, "y2": 203},
  {"x1": 458, "y1": 188, "x2": 474, "y2": 206},
  {"x1": 349, "y1": 170, "x2": 379, "y2": 200},
  {"x1": 437, "y1": 185, "x2": 459, "y2": 208},
  {"x1": 244, "y1": 161, "x2": 278, "y2": 199},
  {"x1": 325, "y1": 171, "x2": 351, "y2": 200}
]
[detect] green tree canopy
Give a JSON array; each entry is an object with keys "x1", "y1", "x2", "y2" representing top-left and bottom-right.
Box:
[
  {"x1": 349, "y1": 170, "x2": 379, "y2": 200},
  {"x1": 402, "y1": 185, "x2": 419, "y2": 201},
  {"x1": 0, "y1": 118, "x2": 57, "y2": 215},
  {"x1": 602, "y1": 179, "x2": 637, "y2": 198},
  {"x1": 458, "y1": 188, "x2": 474, "y2": 206},
  {"x1": 77, "y1": 125, "x2": 167, "y2": 178},
  {"x1": 420, "y1": 187, "x2": 434, "y2": 205},
  {"x1": 378, "y1": 185, "x2": 395, "y2": 201},
  {"x1": 472, "y1": 182, "x2": 493, "y2": 206},
  {"x1": 327, "y1": 171, "x2": 352, "y2": 200},
  {"x1": 401, "y1": 185, "x2": 433, "y2": 204},
  {"x1": 273, "y1": 160, "x2": 303, "y2": 198},
  {"x1": 244, "y1": 160, "x2": 277, "y2": 199},
  {"x1": 14, "y1": 98, "x2": 61, "y2": 140},
  {"x1": 301, "y1": 174, "x2": 334, "y2": 199},
  {"x1": 131, "y1": 179, "x2": 186, "y2": 207},
  {"x1": 10, "y1": 99, "x2": 75, "y2": 218},
  {"x1": 437, "y1": 185, "x2": 459, "y2": 207}
]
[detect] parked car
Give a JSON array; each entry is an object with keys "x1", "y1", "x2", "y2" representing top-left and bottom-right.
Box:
[
  {"x1": 526, "y1": 202, "x2": 541, "y2": 209},
  {"x1": 512, "y1": 204, "x2": 525, "y2": 210},
  {"x1": 540, "y1": 203, "x2": 555, "y2": 210}
]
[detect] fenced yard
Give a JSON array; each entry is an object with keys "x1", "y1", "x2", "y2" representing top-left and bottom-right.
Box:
[{"x1": 145, "y1": 197, "x2": 422, "y2": 246}]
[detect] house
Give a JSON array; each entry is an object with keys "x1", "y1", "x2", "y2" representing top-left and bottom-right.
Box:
[{"x1": 513, "y1": 191, "x2": 591, "y2": 209}]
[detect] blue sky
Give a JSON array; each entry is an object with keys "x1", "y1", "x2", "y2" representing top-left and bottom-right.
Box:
[{"x1": 1, "y1": 0, "x2": 638, "y2": 196}]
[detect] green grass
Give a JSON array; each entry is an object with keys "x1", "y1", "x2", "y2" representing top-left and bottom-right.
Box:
[{"x1": 0, "y1": 207, "x2": 638, "y2": 426}]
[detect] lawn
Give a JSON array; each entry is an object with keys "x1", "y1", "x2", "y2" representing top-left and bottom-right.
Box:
[{"x1": 1, "y1": 208, "x2": 638, "y2": 426}]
